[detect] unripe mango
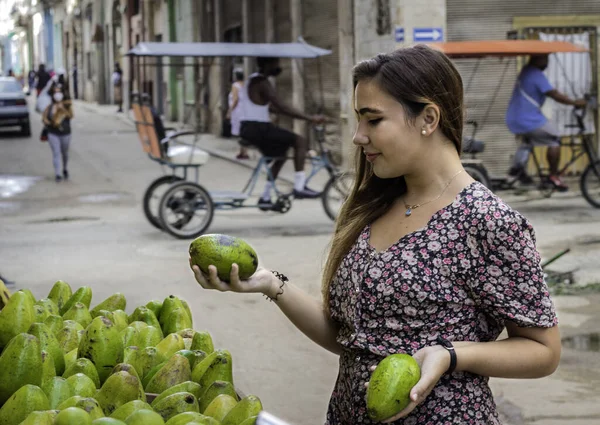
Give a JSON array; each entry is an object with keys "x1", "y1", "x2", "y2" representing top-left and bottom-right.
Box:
[{"x1": 189, "y1": 234, "x2": 258, "y2": 282}]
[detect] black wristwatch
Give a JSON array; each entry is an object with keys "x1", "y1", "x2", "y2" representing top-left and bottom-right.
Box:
[{"x1": 437, "y1": 336, "x2": 457, "y2": 375}]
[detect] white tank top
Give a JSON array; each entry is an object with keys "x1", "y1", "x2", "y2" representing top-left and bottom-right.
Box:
[{"x1": 240, "y1": 73, "x2": 270, "y2": 123}]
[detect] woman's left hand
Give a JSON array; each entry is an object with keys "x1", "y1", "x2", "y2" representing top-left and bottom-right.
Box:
[{"x1": 365, "y1": 345, "x2": 450, "y2": 423}]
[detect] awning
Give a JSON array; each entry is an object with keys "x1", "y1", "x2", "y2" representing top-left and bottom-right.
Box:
[
  {"x1": 126, "y1": 38, "x2": 332, "y2": 59},
  {"x1": 427, "y1": 40, "x2": 589, "y2": 59}
]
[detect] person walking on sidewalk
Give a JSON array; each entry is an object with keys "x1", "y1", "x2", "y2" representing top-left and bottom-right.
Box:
[
  {"x1": 226, "y1": 70, "x2": 249, "y2": 160},
  {"x1": 190, "y1": 45, "x2": 561, "y2": 424},
  {"x1": 239, "y1": 57, "x2": 325, "y2": 209},
  {"x1": 42, "y1": 82, "x2": 73, "y2": 182},
  {"x1": 113, "y1": 63, "x2": 123, "y2": 113}
]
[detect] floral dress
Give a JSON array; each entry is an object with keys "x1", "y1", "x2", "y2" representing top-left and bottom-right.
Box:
[{"x1": 326, "y1": 182, "x2": 557, "y2": 425}]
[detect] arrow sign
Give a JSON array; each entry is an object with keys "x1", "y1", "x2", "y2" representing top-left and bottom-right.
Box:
[
  {"x1": 394, "y1": 27, "x2": 405, "y2": 42},
  {"x1": 413, "y1": 28, "x2": 444, "y2": 42}
]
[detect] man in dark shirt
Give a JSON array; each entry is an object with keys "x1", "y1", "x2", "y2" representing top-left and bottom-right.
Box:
[{"x1": 36, "y1": 64, "x2": 51, "y2": 96}]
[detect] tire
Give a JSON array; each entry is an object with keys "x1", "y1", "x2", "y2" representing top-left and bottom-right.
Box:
[
  {"x1": 581, "y1": 160, "x2": 600, "y2": 208},
  {"x1": 143, "y1": 175, "x2": 184, "y2": 229},
  {"x1": 463, "y1": 164, "x2": 491, "y2": 188},
  {"x1": 21, "y1": 124, "x2": 31, "y2": 137},
  {"x1": 322, "y1": 172, "x2": 355, "y2": 222},
  {"x1": 158, "y1": 181, "x2": 214, "y2": 239}
]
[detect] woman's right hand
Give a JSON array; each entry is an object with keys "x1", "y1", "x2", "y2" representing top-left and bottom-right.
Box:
[{"x1": 189, "y1": 258, "x2": 278, "y2": 296}]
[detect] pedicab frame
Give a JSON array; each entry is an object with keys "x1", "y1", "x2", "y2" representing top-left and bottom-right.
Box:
[
  {"x1": 126, "y1": 39, "x2": 352, "y2": 239},
  {"x1": 426, "y1": 39, "x2": 600, "y2": 205}
]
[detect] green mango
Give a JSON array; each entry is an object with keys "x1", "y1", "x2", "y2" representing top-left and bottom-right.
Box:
[
  {"x1": 145, "y1": 353, "x2": 191, "y2": 395},
  {"x1": 0, "y1": 384, "x2": 50, "y2": 425},
  {"x1": 21, "y1": 289, "x2": 37, "y2": 304},
  {"x1": 150, "y1": 381, "x2": 203, "y2": 407},
  {"x1": 92, "y1": 419, "x2": 128, "y2": 425},
  {"x1": 177, "y1": 328, "x2": 196, "y2": 340},
  {"x1": 366, "y1": 353, "x2": 421, "y2": 422},
  {"x1": 74, "y1": 397, "x2": 105, "y2": 420},
  {"x1": 197, "y1": 349, "x2": 233, "y2": 393},
  {"x1": 125, "y1": 409, "x2": 165, "y2": 425},
  {"x1": 162, "y1": 308, "x2": 193, "y2": 336},
  {"x1": 41, "y1": 350, "x2": 56, "y2": 387},
  {"x1": 43, "y1": 314, "x2": 64, "y2": 337},
  {"x1": 190, "y1": 332, "x2": 214, "y2": 355},
  {"x1": 189, "y1": 234, "x2": 258, "y2": 282},
  {"x1": 0, "y1": 290, "x2": 35, "y2": 349},
  {"x1": 109, "y1": 400, "x2": 152, "y2": 421},
  {"x1": 142, "y1": 361, "x2": 167, "y2": 389},
  {"x1": 47, "y1": 280, "x2": 73, "y2": 314},
  {"x1": 54, "y1": 407, "x2": 92, "y2": 425},
  {"x1": 57, "y1": 320, "x2": 85, "y2": 354},
  {"x1": 33, "y1": 304, "x2": 49, "y2": 322},
  {"x1": 42, "y1": 376, "x2": 73, "y2": 409},
  {"x1": 198, "y1": 381, "x2": 238, "y2": 414},
  {"x1": 29, "y1": 322, "x2": 65, "y2": 375},
  {"x1": 17, "y1": 410, "x2": 59, "y2": 425},
  {"x1": 36, "y1": 298, "x2": 60, "y2": 316},
  {"x1": 221, "y1": 395, "x2": 262, "y2": 425},
  {"x1": 63, "y1": 357, "x2": 101, "y2": 389},
  {"x1": 158, "y1": 296, "x2": 186, "y2": 327},
  {"x1": 77, "y1": 316, "x2": 124, "y2": 385},
  {"x1": 111, "y1": 363, "x2": 144, "y2": 395},
  {"x1": 180, "y1": 300, "x2": 193, "y2": 328},
  {"x1": 62, "y1": 302, "x2": 93, "y2": 328},
  {"x1": 64, "y1": 348, "x2": 78, "y2": 371},
  {"x1": 128, "y1": 306, "x2": 161, "y2": 330},
  {"x1": 122, "y1": 346, "x2": 143, "y2": 377},
  {"x1": 96, "y1": 371, "x2": 145, "y2": 415},
  {"x1": 138, "y1": 347, "x2": 166, "y2": 382},
  {"x1": 111, "y1": 310, "x2": 130, "y2": 331},
  {"x1": 202, "y1": 394, "x2": 237, "y2": 422},
  {"x1": 66, "y1": 372, "x2": 97, "y2": 398},
  {"x1": 0, "y1": 333, "x2": 42, "y2": 405},
  {"x1": 191, "y1": 351, "x2": 217, "y2": 384},
  {"x1": 152, "y1": 392, "x2": 199, "y2": 422},
  {"x1": 145, "y1": 300, "x2": 163, "y2": 318},
  {"x1": 121, "y1": 327, "x2": 140, "y2": 348},
  {"x1": 89, "y1": 293, "x2": 127, "y2": 318},
  {"x1": 60, "y1": 286, "x2": 93, "y2": 316},
  {"x1": 176, "y1": 350, "x2": 207, "y2": 370},
  {"x1": 155, "y1": 333, "x2": 186, "y2": 360},
  {"x1": 138, "y1": 326, "x2": 163, "y2": 349}
]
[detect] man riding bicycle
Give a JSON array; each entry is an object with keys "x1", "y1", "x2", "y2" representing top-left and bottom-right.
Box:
[
  {"x1": 239, "y1": 57, "x2": 325, "y2": 209},
  {"x1": 505, "y1": 54, "x2": 586, "y2": 191}
]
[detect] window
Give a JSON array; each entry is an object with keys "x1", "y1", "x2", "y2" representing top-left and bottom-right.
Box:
[{"x1": 376, "y1": 0, "x2": 391, "y2": 36}]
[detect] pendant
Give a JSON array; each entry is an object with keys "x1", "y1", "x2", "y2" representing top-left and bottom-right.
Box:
[{"x1": 405, "y1": 208, "x2": 412, "y2": 216}]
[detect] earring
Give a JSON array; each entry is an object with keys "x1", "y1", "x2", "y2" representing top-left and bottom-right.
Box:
[{"x1": 421, "y1": 129, "x2": 427, "y2": 135}]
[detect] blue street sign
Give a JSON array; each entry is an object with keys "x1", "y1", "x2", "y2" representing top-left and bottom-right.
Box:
[
  {"x1": 395, "y1": 27, "x2": 405, "y2": 42},
  {"x1": 413, "y1": 27, "x2": 444, "y2": 42}
]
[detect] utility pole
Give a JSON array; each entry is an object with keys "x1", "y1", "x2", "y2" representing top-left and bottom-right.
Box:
[
  {"x1": 290, "y1": 0, "x2": 305, "y2": 137},
  {"x1": 338, "y1": 0, "x2": 355, "y2": 169},
  {"x1": 242, "y1": 0, "x2": 250, "y2": 79},
  {"x1": 167, "y1": 0, "x2": 178, "y2": 121}
]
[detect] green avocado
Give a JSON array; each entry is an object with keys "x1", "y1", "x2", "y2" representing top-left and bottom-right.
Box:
[{"x1": 189, "y1": 234, "x2": 258, "y2": 282}]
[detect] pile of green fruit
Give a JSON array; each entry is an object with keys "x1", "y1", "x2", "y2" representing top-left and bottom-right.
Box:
[{"x1": 0, "y1": 280, "x2": 263, "y2": 425}]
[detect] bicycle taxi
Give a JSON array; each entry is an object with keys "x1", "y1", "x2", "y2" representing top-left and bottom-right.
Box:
[
  {"x1": 427, "y1": 39, "x2": 600, "y2": 206},
  {"x1": 126, "y1": 39, "x2": 351, "y2": 239}
]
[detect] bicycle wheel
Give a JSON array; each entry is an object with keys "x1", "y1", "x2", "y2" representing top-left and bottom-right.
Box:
[
  {"x1": 463, "y1": 164, "x2": 491, "y2": 188},
  {"x1": 581, "y1": 160, "x2": 600, "y2": 208},
  {"x1": 158, "y1": 181, "x2": 215, "y2": 239},
  {"x1": 143, "y1": 175, "x2": 184, "y2": 229},
  {"x1": 322, "y1": 173, "x2": 355, "y2": 221}
]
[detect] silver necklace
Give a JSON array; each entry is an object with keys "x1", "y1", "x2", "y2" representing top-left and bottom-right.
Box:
[{"x1": 403, "y1": 169, "x2": 465, "y2": 217}]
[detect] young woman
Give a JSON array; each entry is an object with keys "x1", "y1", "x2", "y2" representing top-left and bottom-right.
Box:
[
  {"x1": 190, "y1": 45, "x2": 560, "y2": 424},
  {"x1": 43, "y1": 83, "x2": 73, "y2": 182}
]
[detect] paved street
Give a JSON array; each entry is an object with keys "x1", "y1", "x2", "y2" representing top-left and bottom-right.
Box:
[{"x1": 1, "y1": 99, "x2": 600, "y2": 424}]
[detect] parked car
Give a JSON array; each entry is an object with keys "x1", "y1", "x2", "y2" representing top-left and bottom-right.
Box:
[{"x1": 0, "y1": 77, "x2": 31, "y2": 136}]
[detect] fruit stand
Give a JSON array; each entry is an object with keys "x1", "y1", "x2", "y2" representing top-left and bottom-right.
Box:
[{"x1": 0, "y1": 279, "x2": 267, "y2": 425}]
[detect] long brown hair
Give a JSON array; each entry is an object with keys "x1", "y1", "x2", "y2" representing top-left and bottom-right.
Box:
[{"x1": 321, "y1": 44, "x2": 465, "y2": 309}]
